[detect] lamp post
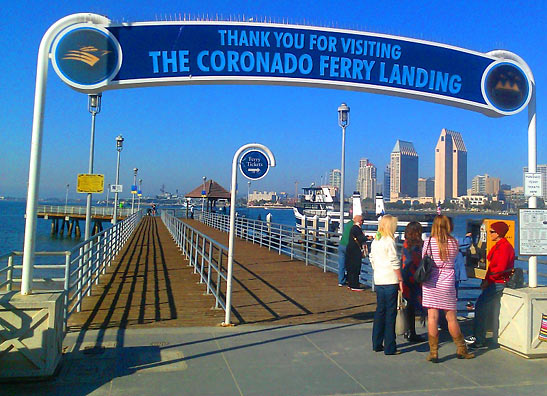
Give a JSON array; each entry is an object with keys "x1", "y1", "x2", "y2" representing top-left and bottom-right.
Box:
[
  {"x1": 64, "y1": 183, "x2": 69, "y2": 212},
  {"x1": 84, "y1": 93, "x2": 101, "y2": 242},
  {"x1": 112, "y1": 135, "x2": 124, "y2": 224},
  {"x1": 338, "y1": 103, "x2": 350, "y2": 237},
  {"x1": 247, "y1": 181, "x2": 251, "y2": 207},
  {"x1": 202, "y1": 176, "x2": 207, "y2": 214},
  {"x1": 131, "y1": 167, "x2": 138, "y2": 213},
  {"x1": 138, "y1": 178, "x2": 142, "y2": 211}
]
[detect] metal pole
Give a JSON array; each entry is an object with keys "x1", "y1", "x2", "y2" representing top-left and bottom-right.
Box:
[
  {"x1": 339, "y1": 125, "x2": 346, "y2": 236},
  {"x1": 113, "y1": 149, "x2": 121, "y2": 224},
  {"x1": 84, "y1": 94, "x2": 100, "y2": 242},
  {"x1": 131, "y1": 169, "x2": 137, "y2": 213},
  {"x1": 528, "y1": 84, "x2": 538, "y2": 287},
  {"x1": 21, "y1": 13, "x2": 110, "y2": 295},
  {"x1": 225, "y1": 143, "x2": 276, "y2": 325},
  {"x1": 247, "y1": 181, "x2": 251, "y2": 208},
  {"x1": 65, "y1": 183, "x2": 69, "y2": 212},
  {"x1": 138, "y1": 178, "x2": 142, "y2": 211},
  {"x1": 106, "y1": 184, "x2": 110, "y2": 211}
]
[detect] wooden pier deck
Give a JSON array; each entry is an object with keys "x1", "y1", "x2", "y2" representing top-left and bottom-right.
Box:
[{"x1": 67, "y1": 217, "x2": 376, "y2": 330}]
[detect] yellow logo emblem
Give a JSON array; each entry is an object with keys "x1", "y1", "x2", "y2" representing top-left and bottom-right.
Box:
[{"x1": 62, "y1": 46, "x2": 111, "y2": 67}]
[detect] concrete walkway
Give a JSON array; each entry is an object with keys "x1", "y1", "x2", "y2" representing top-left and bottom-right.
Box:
[{"x1": 3, "y1": 323, "x2": 546, "y2": 395}]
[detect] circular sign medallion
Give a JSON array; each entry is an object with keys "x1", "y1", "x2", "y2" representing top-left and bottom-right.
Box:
[
  {"x1": 240, "y1": 150, "x2": 270, "y2": 180},
  {"x1": 51, "y1": 25, "x2": 122, "y2": 91},
  {"x1": 482, "y1": 61, "x2": 531, "y2": 115}
]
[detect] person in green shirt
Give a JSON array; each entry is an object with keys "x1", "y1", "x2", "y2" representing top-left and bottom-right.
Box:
[{"x1": 338, "y1": 215, "x2": 354, "y2": 286}]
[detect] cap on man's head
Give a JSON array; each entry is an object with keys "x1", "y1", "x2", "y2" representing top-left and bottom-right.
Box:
[{"x1": 490, "y1": 221, "x2": 509, "y2": 238}]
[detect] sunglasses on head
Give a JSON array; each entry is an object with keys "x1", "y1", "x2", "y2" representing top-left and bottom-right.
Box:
[{"x1": 489, "y1": 230, "x2": 497, "y2": 234}]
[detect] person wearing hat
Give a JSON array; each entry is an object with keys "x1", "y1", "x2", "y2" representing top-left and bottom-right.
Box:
[{"x1": 466, "y1": 221, "x2": 514, "y2": 349}]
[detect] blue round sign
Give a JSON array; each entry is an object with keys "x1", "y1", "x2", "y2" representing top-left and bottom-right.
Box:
[
  {"x1": 52, "y1": 25, "x2": 122, "y2": 91},
  {"x1": 240, "y1": 150, "x2": 269, "y2": 180}
]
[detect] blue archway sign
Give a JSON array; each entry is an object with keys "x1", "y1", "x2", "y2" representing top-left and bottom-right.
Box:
[{"x1": 240, "y1": 150, "x2": 269, "y2": 180}]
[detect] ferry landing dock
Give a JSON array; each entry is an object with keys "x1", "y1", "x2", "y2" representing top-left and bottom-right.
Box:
[{"x1": 2, "y1": 214, "x2": 546, "y2": 395}]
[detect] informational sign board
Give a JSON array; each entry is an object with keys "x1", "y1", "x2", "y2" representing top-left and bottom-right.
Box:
[
  {"x1": 50, "y1": 20, "x2": 532, "y2": 117},
  {"x1": 240, "y1": 150, "x2": 270, "y2": 180},
  {"x1": 524, "y1": 172, "x2": 543, "y2": 197},
  {"x1": 131, "y1": 185, "x2": 137, "y2": 194},
  {"x1": 201, "y1": 189, "x2": 206, "y2": 197},
  {"x1": 110, "y1": 184, "x2": 123, "y2": 193},
  {"x1": 77, "y1": 174, "x2": 104, "y2": 193},
  {"x1": 519, "y1": 208, "x2": 547, "y2": 255}
]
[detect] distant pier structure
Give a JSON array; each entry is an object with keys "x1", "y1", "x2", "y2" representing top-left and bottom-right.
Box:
[{"x1": 36, "y1": 205, "x2": 134, "y2": 237}]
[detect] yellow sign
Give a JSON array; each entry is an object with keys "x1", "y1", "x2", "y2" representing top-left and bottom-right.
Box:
[{"x1": 77, "y1": 174, "x2": 104, "y2": 193}]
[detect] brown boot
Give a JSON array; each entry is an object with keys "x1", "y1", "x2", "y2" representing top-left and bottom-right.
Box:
[
  {"x1": 427, "y1": 334, "x2": 439, "y2": 363},
  {"x1": 453, "y1": 335, "x2": 475, "y2": 359}
]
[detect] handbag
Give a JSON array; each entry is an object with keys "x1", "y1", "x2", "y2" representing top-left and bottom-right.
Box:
[
  {"x1": 506, "y1": 268, "x2": 524, "y2": 289},
  {"x1": 414, "y1": 238, "x2": 434, "y2": 283},
  {"x1": 395, "y1": 290, "x2": 409, "y2": 336}
]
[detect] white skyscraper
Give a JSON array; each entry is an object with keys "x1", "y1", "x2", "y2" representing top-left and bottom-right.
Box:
[
  {"x1": 329, "y1": 169, "x2": 341, "y2": 190},
  {"x1": 356, "y1": 158, "x2": 377, "y2": 199}
]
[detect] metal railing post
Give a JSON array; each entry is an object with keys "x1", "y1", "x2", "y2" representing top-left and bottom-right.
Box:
[
  {"x1": 63, "y1": 252, "x2": 71, "y2": 332},
  {"x1": 7, "y1": 255, "x2": 13, "y2": 291}
]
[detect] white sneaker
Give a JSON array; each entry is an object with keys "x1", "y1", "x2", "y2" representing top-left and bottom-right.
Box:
[{"x1": 464, "y1": 336, "x2": 476, "y2": 345}]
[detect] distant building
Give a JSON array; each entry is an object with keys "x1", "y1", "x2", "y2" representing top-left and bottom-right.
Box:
[
  {"x1": 418, "y1": 177, "x2": 435, "y2": 197},
  {"x1": 523, "y1": 164, "x2": 547, "y2": 201},
  {"x1": 390, "y1": 140, "x2": 418, "y2": 199},
  {"x1": 249, "y1": 191, "x2": 277, "y2": 202},
  {"x1": 356, "y1": 158, "x2": 377, "y2": 199},
  {"x1": 383, "y1": 165, "x2": 391, "y2": 200},
  {"x1": 471, "y1": 174, "x2": 500, "y2": 196},
  {"x1": 503, "y1": 186, "x2": 526, "y2": 209},
  {"x1": 328, "y1": 169, "x2": 341, "y2": 190},
  {"x1": 434, "y1": 128, "x2": 467, "y2": 202}
]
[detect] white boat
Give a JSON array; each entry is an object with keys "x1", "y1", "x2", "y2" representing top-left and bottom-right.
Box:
[{"x1": 293, "y1": 189, "x2": 433, "y2": 239}]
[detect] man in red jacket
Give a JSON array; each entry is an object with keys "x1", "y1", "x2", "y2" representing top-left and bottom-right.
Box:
[{"x1": 466, "y1": 221, "x2": 515, "y2": 349}]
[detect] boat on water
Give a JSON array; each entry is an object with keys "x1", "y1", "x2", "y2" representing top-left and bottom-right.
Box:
[{"x1": 293, "y1": 187, "x2": 434, "y2": 239}]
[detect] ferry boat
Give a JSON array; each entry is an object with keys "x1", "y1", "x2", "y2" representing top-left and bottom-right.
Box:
[{"x1": 293, "y1": 188, "x2": 434, "y2": 239}]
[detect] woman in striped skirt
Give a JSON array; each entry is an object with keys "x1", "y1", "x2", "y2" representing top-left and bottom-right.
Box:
[{"x1": 422, "y1": 215, "x2": 474, "y2": 362}]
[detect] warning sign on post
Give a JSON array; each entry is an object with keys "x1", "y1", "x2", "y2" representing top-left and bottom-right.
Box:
[{"x1": 77, "y1": 174, "x2": 104, "y2": 193}]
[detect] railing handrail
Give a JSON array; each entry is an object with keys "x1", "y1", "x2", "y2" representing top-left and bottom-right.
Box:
[{"x1": 0, "y1": 209, "x2": 146, "y2": 335}]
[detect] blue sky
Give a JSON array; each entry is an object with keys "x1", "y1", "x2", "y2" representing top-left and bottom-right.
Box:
[{"x1": 1, "y1": 1, "x2": 545, "y2": 199}]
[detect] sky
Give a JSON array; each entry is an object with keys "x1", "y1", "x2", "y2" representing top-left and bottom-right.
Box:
[{"x1": 0, "y1": 1, "x2": 545, "y2": 200}]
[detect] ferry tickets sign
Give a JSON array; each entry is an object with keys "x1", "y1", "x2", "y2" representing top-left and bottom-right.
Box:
[{"x1": 51, "y1": 21, "x2": 532, "y2": 117}]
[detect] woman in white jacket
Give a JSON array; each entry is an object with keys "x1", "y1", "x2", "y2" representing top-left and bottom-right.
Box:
[{"x1": 369, "y1": 215, "x2": 403, "y2": 355}]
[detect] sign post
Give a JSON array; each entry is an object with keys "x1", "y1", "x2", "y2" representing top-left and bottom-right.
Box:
[{"x1": 224, "y1": 144, "x2": 275, "y2": 326}]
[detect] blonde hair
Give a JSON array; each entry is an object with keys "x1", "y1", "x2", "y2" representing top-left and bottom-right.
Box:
[
  {"x1": 431, "y1": 215, "x2": 456, "y2": 261},
  {"x1": 378, "y1": 215, "x2": 398, "y2": 239}
]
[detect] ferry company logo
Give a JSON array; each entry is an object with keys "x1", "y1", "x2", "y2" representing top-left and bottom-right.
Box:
[
  {"x1": 482, "y1": 61, "x2": 531, "y2": 115},
  {"x1": 52, "y1": 26, "x2": 121, "y2": 90}
]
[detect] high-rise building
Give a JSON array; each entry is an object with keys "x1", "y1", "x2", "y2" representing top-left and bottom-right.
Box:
[
  {"x1": 523, "y1": 164, "x2": 547, "y2": 201},
  {"x1": 390, "y1": 140, "x2": 418, "y2": 199},
  {"x1": 418, "y1": 177, "x2": 435, "y2": 197},
  {"x1": 356, "y1": 158, "x2": 377, "y2": 199},
  {"x1": 435, "y1": 128, "x2": 467, "y2": 202},
  {"x1": 328, "y1": 169, "x2": 341, "y2": 190},
  {"x1": 471, "y1": 174, "x2": 500, "y2": 196},
  {"x1": 383, "y1": 165, "x2": 391, "y2": 200}
]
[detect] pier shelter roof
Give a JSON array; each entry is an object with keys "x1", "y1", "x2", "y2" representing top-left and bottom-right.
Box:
[{"x1": 185, "y1": 180, "x2": 230, "y2": 200}]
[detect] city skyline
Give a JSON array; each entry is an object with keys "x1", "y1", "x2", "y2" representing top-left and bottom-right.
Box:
[{"x1": 1, "y1": 1, "x2": 545, "y2": 200}]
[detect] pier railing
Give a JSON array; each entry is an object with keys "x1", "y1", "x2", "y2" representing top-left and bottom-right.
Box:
[
  {"x1": 161, "y1": 211, "x2": 227, "y2": 312},
  {"x1": 197, "y1": 211, "x2": 375, "y2": 285},
  {"x1": 37, "y1": 204, "x2": 134, "y2": 217},
  {"x1": 195, "y1": 211, "x2": 546, "y2": 310},
  {"x1": 0, "y1": 210, "x2": 145, "y2": 333}
]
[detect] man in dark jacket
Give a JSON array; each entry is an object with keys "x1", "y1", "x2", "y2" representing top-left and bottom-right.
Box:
[{"x1": 466, "y1": 221, "x2": 514, "y2": 349}]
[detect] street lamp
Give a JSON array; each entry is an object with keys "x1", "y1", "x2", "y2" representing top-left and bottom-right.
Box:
[
  {"x1": 64, "y1": 183, "x2": 69, "y2": 211},
  {"x1": 131, "y1": 167, "x2": 138, "y2": 213},
  {"x1": 112, "y1": 134, "x2": 124, "y2": 224},
  {"x1": 138, "y1": 178, "x2": 142, "y2": 211},
  {"x1": 338, "y1": 102, "x2": 350, "y2": 236},
  {"x1": 247, "y1": 181, "x2": 251, "y2": 207},
  {"x1": 84, "y1": 93, "x2": 102, "y2": 242},
  {"x1": 202, "y1": 176, "x2": 207, "y2": 214}
]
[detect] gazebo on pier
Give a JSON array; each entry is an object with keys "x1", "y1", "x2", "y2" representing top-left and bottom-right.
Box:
[{"x1": 185, "y1": 180, "x2": 230, "y2": 212}]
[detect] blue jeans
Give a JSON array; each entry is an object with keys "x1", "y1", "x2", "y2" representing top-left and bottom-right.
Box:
[
  {"x1": 372, "y1": 284, "x2": 398, "y2": 354},
  {"x1": 338, "y1": 244, "x2": 347, "y2": 284},
  {"x1": 473, "y1": 283, "x2": 505, "y2": 344}
]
